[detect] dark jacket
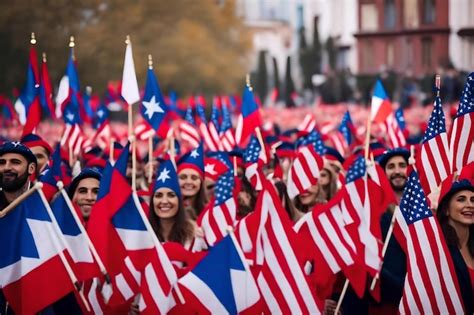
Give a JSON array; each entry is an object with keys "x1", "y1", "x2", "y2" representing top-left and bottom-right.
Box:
[{"x1": 448, "y1": 245, "x2": 473, "y2": 315}]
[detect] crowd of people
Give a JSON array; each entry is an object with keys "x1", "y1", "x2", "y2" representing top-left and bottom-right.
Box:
[{"x1": 0, "y1": 117, "x2": 473, "y2": 314}]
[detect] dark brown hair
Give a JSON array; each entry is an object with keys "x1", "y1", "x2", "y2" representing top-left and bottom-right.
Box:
[
  {"x1": 436, "y1": 191, "x2": 474, "y2": 257},
  {"x1": 148, "y1": 194, "x2": 194, "y2": 245}
]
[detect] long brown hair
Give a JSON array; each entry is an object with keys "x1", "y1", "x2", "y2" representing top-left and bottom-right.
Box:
[
  {"x1": 148, "y1": 195, "x2": 194, "y2": 245},
  {"x1": 437, "y1": 191, "x2": 474, "y2": 257}
]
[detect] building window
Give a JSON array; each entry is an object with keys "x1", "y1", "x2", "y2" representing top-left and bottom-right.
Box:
[
  {"x1": 467, "y1": 39, "x2": 474, "y2": 69},
  {"x1": 361, "y1": 4, "x2": 378, "y2": 31},
  {"x1": 386, "y1": 41, "x2": 395, "y2": 67},
  {"x1": 297, "y1": 5, "x2": 304, "y2": 31},
  {"x1": 422, "y1": 0, "x2": 436, "y2": 24},
  {"x1": 384, "y1": 0, "x2": 396, "y2": 29},
  {"x1": 421, "y1": 37, "x2": 433, "y2": 68},
  {"x1": 403, "y1": 0, "x2": 419, "y2": 28},
  {"x1": 362, "y1": 40, "x2": 374, "y2": 71}
]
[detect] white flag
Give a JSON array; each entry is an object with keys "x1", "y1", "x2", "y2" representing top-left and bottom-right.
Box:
[{"x1": 121, "y1": 40, "x2": 140, "y2": 105}]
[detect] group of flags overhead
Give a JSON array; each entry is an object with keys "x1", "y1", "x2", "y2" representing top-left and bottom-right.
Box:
[{"x1": 2, "y1": 35, "x2": 474, "y2": 314}]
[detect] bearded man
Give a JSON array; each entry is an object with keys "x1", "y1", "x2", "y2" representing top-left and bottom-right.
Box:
[{"x1": 0, "y1": 141, "x2": 37, "y2": 209}]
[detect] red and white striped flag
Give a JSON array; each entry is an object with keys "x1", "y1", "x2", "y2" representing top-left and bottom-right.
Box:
[
  {"x1": 198, "y1": 171, "x2": 239, "y2": 246},
  {"x1": 236, "y1": 180, "x2": 322, "y2": 314},
  {"x1": 416, "y1": 94, "x2": 451, "y2": 195},
  {"x1": 286, "y1": 145, "x2": 324, "y2": 199},
  {"x1": 294, "y1": 190, "x2": 367, "y2": 298},
  {"x1": 60, "y1": 123, "x2": 86, "y2": 156},
  {"x1": 134, "y1": 120, "x2": 155, "y2": 141},
  {"x1": 298, "y1": 113, "x2": 317, "y2": 134},
  {"x1": 381, "y1": 111, "x2": 406, "y2": 148},
  {"x1": 449, "y1": 72, "x2": 474, "y2": 173},
  {"x1": 394, "y1": 170, "x2": 464, "y2": 314}
]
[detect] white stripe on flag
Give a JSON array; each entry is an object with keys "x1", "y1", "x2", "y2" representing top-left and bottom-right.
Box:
[{"x1": 180, "y1": 272, "x2": 229, "y2": 314}]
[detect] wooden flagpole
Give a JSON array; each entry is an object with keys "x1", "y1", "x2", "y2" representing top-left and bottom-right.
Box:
[
  {"x1": 148, "y1": 136, "x2": 153, "y2": 184},
  {"x1": 35, "y1": 184, "x2": 91, "y2": 312},
  {"x1": 57, "y1": 181, "x2": 111, "y2": 283}
]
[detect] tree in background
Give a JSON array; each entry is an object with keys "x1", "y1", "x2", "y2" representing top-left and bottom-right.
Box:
[
  {"x1": 298, "y1": 27, "x2": 314, "y2": 90},
  {"x1": 325, "y1": 36, "x2": 337, "y2": 71},
  {"x1": 312, "y1": 16, "x2": 322, "y2": 75},
  {"x1": 284, "y1": 56, "x2": 296, "y2": 107},
  {"x1": 271, "y1": 56, "x2": 281, "y2": 102},
  {"x1": 255, "y1": 50, "x2": 268, "y2": 104},
  {"x1": 0, "y1": 0, "x2": 250, "y2": 97}
]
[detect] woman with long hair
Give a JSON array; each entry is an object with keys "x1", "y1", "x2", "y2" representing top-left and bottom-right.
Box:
[
  {"x1": 177, "y1": 145, "x2": 206, "y2": 220},
  {"x1": 436, "y1": 179, "x2": 474, "y2": 314},
  {"x1": 149, "y1": 159, "x2": 195, "y2": 248}
]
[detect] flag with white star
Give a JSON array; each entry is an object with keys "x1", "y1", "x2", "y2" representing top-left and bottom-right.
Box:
[
  {"x1": 153, "y1": 159, "x2": 181, "y2": 198},
  {"x1": 416, "y1": 92, "x2": 451, "y2": 195},
  {"x1": 177, "y1": 142, "x2": 204, "y2": 176},
  {"x1": 394, "y1": 170, "x2": 464, "y2": 314},
  {"x1": 140, "y1": 68, "x2": 169, "y2": 137},
  {"x1": 449, "y1": 72, "x2": 474, "y2": 172},
  {"x1": 346, "y1": 155, "x2": 366, "y2": 183}
]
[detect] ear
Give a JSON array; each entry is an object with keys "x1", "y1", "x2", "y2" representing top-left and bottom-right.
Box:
[{"x1": 27, "y1": 162, "x2": 36, "y2": 175}]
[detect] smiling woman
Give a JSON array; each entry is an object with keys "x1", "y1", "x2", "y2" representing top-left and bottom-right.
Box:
[
  {"x1": 149, "y1": 159, "x2": 195, "y2": 248},
  {"x1": 437, "y1": 179, "x2": 474, "y2": 314}
]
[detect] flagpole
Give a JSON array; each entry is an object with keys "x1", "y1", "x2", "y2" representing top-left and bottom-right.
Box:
[
  {"x1": 130, "y1": 192, "x2": 186, "y2": 304},
  {"x1": 125, "y1": 35, "x2": 134, "y2": 138},
  {"x1": 110, "y1": 139, "x2": 115, "y2": 164},
  {"x1": 0, "y1": 183, "x2": 41, "y2": 218},
  {"x1": 169, "y1": 133, "x2": 177, "y2": 170},
  {"x1": 148, "y1": 135, "x2": 153, "y2": 184},
  {"x1": 364, "y1": 115, "x2": 372, "y2": 160},
  {"x1": 57, "y1": 181, "x2": 112, "y2": 284},
  {"x1": 370, "y1": 144, "x2": 416, "y2": 291},
  {"x1": 334, "y1": 279, "x2": 350, "y2": 315},
  {"x1": 36, "y1": 184, "x2": 91, "y2": 312},
  {"x1": 131, "y1": 137, "x2": 137, "y2": 192}
]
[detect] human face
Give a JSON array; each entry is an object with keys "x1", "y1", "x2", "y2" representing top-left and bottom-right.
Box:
[
  {"x1": 72, "y1": 178, "x2": 100, "y2": 220},
  {"x1": 178, "y1": 168, "x2": 202, "y2": 197},
  {"x1": 0, "y1": 153, "x2": 35, "y2": 192},
  {"x1": 385, "y1": 156, "x2": 408, "y2": 192},
  {"x1": 298, "y1": 184, "x2": 320, "y2": 206},
  {"x1": 447, "y1": 190, "x2": 474, "y2": 227},
  {"x1": 153, "y1": 187, "x2": 179, "y2": 219},
  {"x1": 30, "y1": 146, "x2": 49, "y2": 173},
  {"x1": 319, "y1": 168, "x2": 331, "y2": 187}
]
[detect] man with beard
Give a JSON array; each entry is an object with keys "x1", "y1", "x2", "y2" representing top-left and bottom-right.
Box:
[
  {"x1": 0, "y1": 141, "x2": 37, "y2": 315},
  {"x1": 0, "y1": 141, "x2": 37, "y2": 209},
  {"x1": 372, "y1": 148, "x2": 410, "y2": 314},
  {"x1": 378, "y1": 148, "x2": 410, "y2": 203}
]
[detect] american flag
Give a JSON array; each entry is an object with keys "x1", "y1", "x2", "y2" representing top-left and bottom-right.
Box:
[
  {"x1": 195, "y1": 101, "x2": 218, "y2": 152},
  {"x1": 198, "y1": 170, "x2": 238, "y2": 246},
  {"x1": 416, "y1": 93, "x2": 451, "y2": 196},
  {"x1": 296, "y1": 129, "x2": 326, "y2": 155},
  {"x1": 294, "y1": 191, "x2": 367, "y2": 298},
  {"x1": 208, "y1": 97, "x2": 221, "y2": 148},
  {"x1": 449, "y1": 72, "x2": 474, "y2": 173},
  {"x1": 60, "y1": 123, "x2": 86, "y2": 156},
  {"x1": 91, "y1": 103, "x2": 113, "y2": 150},
  {"x1": 178, "y1": 106, "x2": 200, "y2": 150},
  {"x1": 338, "y1": 111, "x2": 356, "y2": 146},
  {"x1": 243, "y1": 135, "x2": 269, "y2": 190},
  {"x1": 286, "y1": 145, "x2": 324, "y2": 199},
  {"x1": 381, "y1": 110, "x2": 407, "y2": 148},
  {"x1": 343, "y1": 156, "x2": 384, "y2": 276},
  {"x1": 236, "y1": 181, "x2": 322, "y2": 314},
  {"x1": 219, "y1": 100, "x2": 236, "y2": 151},
  {"x1": 394, "y1": 170, "x2": 464, "y2": 314}
]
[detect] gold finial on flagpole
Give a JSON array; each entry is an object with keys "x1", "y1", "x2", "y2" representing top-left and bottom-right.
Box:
[
  {"x1": 246, "y1": 73, "x2": 252, "y2": 91},
  {"x1": 30, "y1": 32, "x2": 37, "y2": 45},
  {"x1": 435, "y1": 74, "x2": 441, "y2": 97},
  {"x1": 69, "y1": 36, "x2": 75, "y2": 48},
  {"x1": 148, "y1": 54, "x2": 153, "y2": 69},
  {"x1": 42, "y1": 52, "x2": 47, "y2": 63},
  {"x1": 125, "y1": 35, "x2": 131, "y2": 45}
]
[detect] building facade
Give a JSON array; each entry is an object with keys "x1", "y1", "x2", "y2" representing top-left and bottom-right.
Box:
[
  {"x1": 355, "y1": 0, "x2": 450, "y2": 76},
  {"x1": 449, "y1": 0, "x2": 474, "y2": 71}
]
